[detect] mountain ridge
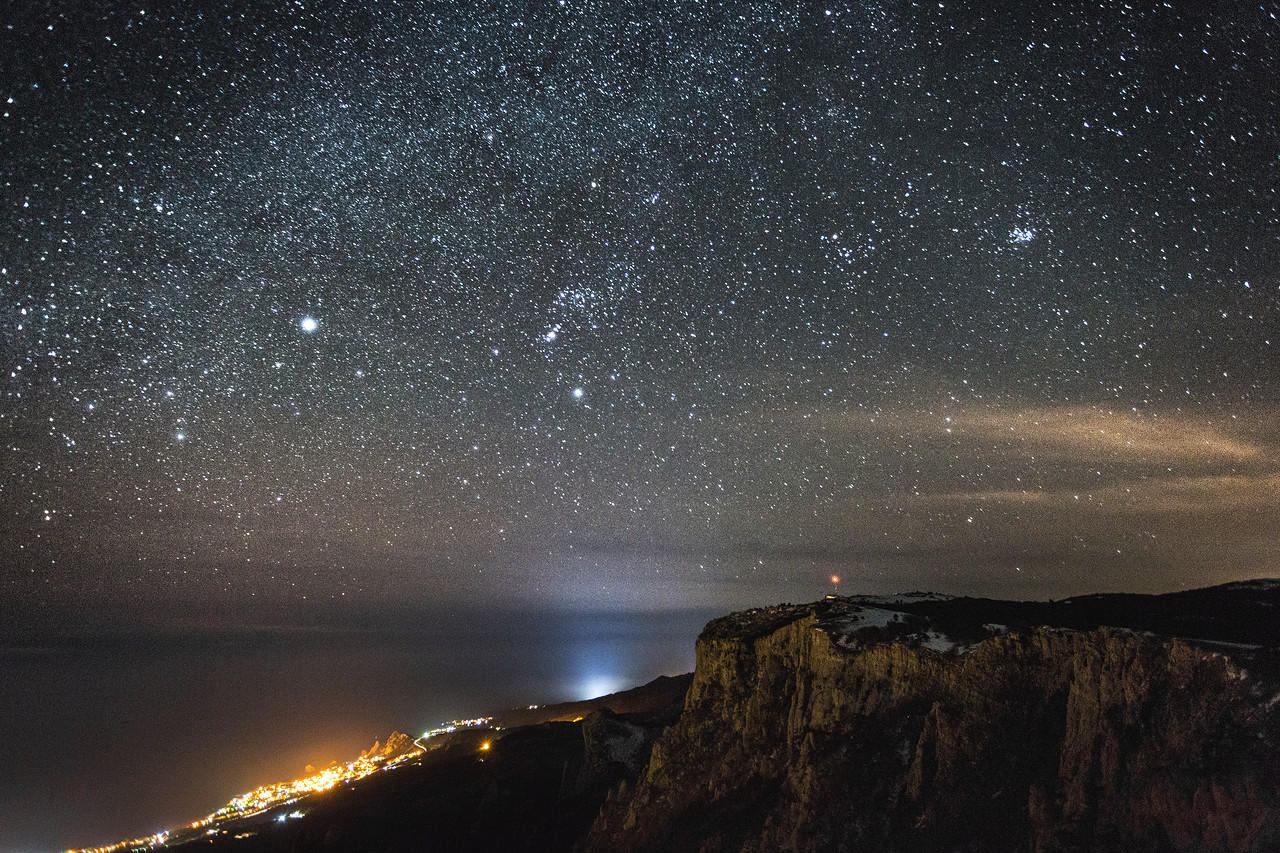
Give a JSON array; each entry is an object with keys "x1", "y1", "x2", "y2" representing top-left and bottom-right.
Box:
[
  {"x1": 77, "y1": 579, "x2": 1280, "y2": 853},
  {"x1": 589, "y1": 581, "x2": 1280, "y2": 852}
]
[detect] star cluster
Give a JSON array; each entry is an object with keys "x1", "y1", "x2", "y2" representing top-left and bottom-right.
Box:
[{"x1": 2, "y1": 0, "x2": 1278, "y2": 618}]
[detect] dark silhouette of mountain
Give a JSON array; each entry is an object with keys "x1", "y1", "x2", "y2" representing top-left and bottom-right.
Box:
[
  {"x1": 153, "y1": 581, "x2": 1280, "y2": 852},
  {"x1": 155, "y1": 674, "x2": 690, "y2": 853},
  {"x1": 489, "y1": 673, "x2": 696, "y2": 729}
]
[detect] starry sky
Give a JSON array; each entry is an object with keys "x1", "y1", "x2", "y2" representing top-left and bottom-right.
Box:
[{"x1": 3, "y1": 0, "x2": 1279, "y2": 627}]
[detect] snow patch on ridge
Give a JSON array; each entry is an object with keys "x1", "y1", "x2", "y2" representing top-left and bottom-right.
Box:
[{"x1": 816, "y1": 597, "x2": 1006, "y2": 655}]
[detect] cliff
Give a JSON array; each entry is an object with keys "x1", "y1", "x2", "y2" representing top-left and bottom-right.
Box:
[{"x1": 587, "y1": 588, "x2": 1280, "y2": 853}]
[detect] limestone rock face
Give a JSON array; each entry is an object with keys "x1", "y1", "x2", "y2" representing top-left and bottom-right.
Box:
[
  {"x1": 587, "y1": 592, "x2": 1280, "y2": 853},
  {"x1": 361, "y1": 730, "x2": 417, "y2": 762}
]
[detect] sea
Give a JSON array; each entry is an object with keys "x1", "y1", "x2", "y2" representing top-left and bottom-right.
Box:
[{"x1": 0, "y1": 607, "x2": 716, "y2": 853}]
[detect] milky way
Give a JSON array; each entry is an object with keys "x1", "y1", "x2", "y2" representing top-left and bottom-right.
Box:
[{"x1": 3, "y1": 0, "x2": 1279, "y2": 620}]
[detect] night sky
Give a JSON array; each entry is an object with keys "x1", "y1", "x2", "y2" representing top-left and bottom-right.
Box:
[{"x1": 3, "y1": 0, "x2": 1279, "y2": 628}]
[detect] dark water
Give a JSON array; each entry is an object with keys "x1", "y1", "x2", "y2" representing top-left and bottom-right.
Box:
[{"x1": 0, "y1": 608, "x2": 714, "y2": 853}]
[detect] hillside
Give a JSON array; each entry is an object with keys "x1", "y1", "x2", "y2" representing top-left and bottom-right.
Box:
[{"x1": 90, "y1": 580, "x2": 1280, "y2": 853}]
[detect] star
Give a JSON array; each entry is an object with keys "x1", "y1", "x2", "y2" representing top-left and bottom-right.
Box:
[{"x1": 3, "y1": 1, "x2": 1278, "y2": 844}]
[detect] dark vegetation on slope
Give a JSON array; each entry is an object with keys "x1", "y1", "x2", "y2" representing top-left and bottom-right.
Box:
[
  {"x1": 161, "y1": 675, "x2": 689, "y2": 853},
  {"x1": 893, "y1": 580, "x2": 1280, "y2": 648}
]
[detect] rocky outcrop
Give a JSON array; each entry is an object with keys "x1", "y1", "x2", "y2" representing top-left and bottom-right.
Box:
[
  {"x1": 575, "y1": 708, "x2": 655, "y2": 795},
  {"x1": 587, "y1": 593, "x2": 1280, "y2": 853},
  {"x1": 361, "y1": 730, "x2": 417, "y2": 762}
]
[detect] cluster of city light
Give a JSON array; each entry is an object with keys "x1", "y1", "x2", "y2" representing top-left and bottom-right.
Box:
[
  {"x1": 419, "y1": 716, "x2": 493, "y2": 741},
  {"x1": 213, "y1": 747, "x2": 421, "y2": 820},
  {"x1": 64, "y1": 830, "x2": 169, "y2": 853},
  {"x1": 63, "y1": 717, "x2": 495, "y2": 853}
]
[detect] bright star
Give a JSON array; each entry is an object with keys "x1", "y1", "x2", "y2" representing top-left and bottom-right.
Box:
[
  {"x1": 573, "y1": 387, "x2": 584, "y2": 399},
  {"x1": 300, "y1": 316, "x2": 319, "y2": 332}
]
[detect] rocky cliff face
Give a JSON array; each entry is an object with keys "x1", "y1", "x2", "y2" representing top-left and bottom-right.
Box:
[
  {"x1": 587, "y1": 592, "x2": 1280, "y2": 853},
  {"x1": 360, "y1": 730, "x2": 418, "y2": 762}
]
